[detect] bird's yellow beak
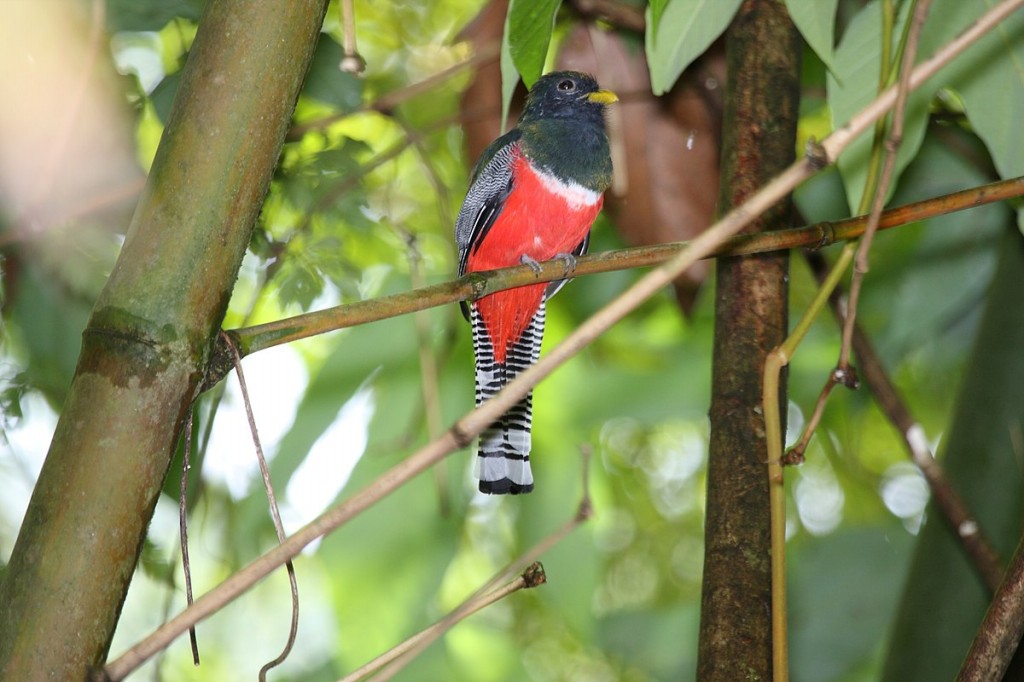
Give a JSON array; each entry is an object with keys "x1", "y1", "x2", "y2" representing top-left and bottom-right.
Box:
[{"x1": 587, "y1": 89, "x2": 619, "y2": 105}]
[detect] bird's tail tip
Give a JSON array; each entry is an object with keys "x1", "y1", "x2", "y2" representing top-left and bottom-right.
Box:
[
  {"x1": 475, "y1": 446, "x2": 534, "y2": 495},
  {"x1": 478, "y1": 477, "x2": 534, "y2": 495}
]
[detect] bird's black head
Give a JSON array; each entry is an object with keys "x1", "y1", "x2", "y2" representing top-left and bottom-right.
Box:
[{"x1": 520, "y1": 71, "x2": 618, "y2": 125}]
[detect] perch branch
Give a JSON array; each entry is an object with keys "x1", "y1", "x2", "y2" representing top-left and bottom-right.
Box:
[{"x1": 220, "y1": 174, "x2": 1024, "y2": 365}]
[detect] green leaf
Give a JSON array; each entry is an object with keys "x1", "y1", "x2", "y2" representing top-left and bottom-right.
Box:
[
  {"x1": 8, "y1": 262, "x2": 92, "y2": 407},
  {"x1": 499, "y1": 14, "x2": 519, "y2": 133},
  {"x1": 645, "y1": 0, "x2": 743, "y2": 95},
  {"x1": 276, "y1": 258, "x2": 325, "y2": 310},
  {"x1": 882, "y1": 229, "x2": 1024, "y2": 680},
  {"x1": 648, "y1": 0, "x2": 671, "y2": 30},
  {"x1": 507, "y1": 0, "x2": 561, "y2": 88},
  {"x1": 940, "y1": 4, "x2": 1024, "y2": 232},
  {"x1": 499, "y1": 0, "x2": 561, "y2": 130},
  {"x1": 138, "y1": 538, "x2": 175, "y2": 585},
  {"x1": 829, "y1": 0, "x2": 1024, "y2": 215},
  {"x1": 784, "y1": 0, "x2": 839, "y2": 74},
  {"x1": 149, "y1": 71, "x2": 181, "y2": 123},
  {"x1": 860, "y1": 132, "x2": 1004, "y2": 367},
  {"x1": 827, "y1": 0, "x2": 925, "y2": 213},
  {"x1": 106, "y1": 0, "x2": 204, "y2": 32},
  {"x1": 790, "y1": 528, "x2": 913, "y2": 680}
]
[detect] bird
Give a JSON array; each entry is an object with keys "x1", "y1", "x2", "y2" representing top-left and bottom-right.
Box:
[{"x1": 455, "y1": 71, "x2": 617, "y2": 495}]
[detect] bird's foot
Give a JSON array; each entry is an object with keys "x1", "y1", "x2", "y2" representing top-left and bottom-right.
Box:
[
  {"x1": 553, "y1": 252, "x2": 578, "y2": 277},
  {"x1": 520, "y1": 254, "x2": 543, "y2": 276}
]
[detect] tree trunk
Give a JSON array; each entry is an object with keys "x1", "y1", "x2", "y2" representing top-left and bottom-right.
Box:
[
  {"x1": 698, "y1": 0, "x2": 801, "y2": 678},
  {"x1": 0, "y1": 1, "x2": 329, "y2": 678}
]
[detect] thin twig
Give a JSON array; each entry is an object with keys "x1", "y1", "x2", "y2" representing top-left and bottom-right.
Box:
[
  {"x1": 957, "y1": 533, "x2": 1024, "y2": 681},
  {"x1": 366, "y1": 449, "x2": 592, "y2": 682},
  {"x1": 767, "y1": 5, "x2": 935, "y2": 677},
  {"x1": 804, "y1": 251, "x2": 1003, "y2": 592},
  {"x1": 342, "y1": 564, "x2": 547, "y2": 682},
  {"x1": 338, "y1": 0, "x2": 365, "y2": 74},
  {"x1": 792, "y1": 0, "x2": 935, "y2": 459},
  {"x1": 839, "y1": 0, "x2": 934, "y2": 370},
  {"x1": 401, "y1": 228, "x2": 450, "y2": 514},
  {"x1": 220, "y1": 332, "x2": 300, "y2": 681},
  {"x1": 179, "y1": 410, "x2": 200, "y2": 666},
  {"x1": 288, "y1": 44, "x2": 500, "y2": 139},
  {"x1": 101, "y1": 7, "x2": 1024, "y2": 675}
]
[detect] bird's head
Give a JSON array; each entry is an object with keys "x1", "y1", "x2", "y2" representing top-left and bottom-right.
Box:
[{"x1": 520, "y1": 71, "x2": 618, "y2": 125}]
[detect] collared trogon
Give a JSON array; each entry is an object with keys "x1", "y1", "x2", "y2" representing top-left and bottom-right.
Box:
[{"x1": 455, "y1": 71, "x2": 617, "y2": 495}]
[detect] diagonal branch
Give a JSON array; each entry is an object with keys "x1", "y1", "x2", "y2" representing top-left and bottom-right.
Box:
[
  {"x1": 343, "y1": 450, "x2": 591, "y2": 682},
  {"x1": 347, "y1": 564, "x2": 548, "y2": 682},
  {"x1": 957, "y1": 534, "x2": 1024, "y2": 680},
  {"x1": 349, "y1": 451, "x2": 591, "y2": 682}
]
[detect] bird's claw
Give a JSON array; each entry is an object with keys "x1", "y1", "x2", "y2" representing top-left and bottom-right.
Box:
[
  {"x1": 520, "y1": 254, "x2": 543, "y2": 276},
  {"x1": 553, "y1": 252, "x2": 577, "y2": 277}
]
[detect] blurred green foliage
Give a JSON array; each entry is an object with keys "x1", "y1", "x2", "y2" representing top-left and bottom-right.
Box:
[{"x1": 1, "y1": 0, "x2": 1023, "y2": 680}]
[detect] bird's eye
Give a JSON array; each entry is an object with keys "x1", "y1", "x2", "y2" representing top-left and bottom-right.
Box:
[{"x1": 557, "y1": 79, "x2": 575, "y2": 92}]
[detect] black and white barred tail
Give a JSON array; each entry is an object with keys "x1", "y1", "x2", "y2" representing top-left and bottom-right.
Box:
[{"x1": 470, "y1": 303, "x2": 546, "y2": 494}]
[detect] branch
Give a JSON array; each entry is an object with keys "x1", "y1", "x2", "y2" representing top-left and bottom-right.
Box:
[
  {"x1": 342, "y1": 564, "x2": 547, "y2": 682},
  {"x1": 287, "y1": 43, "x2": 500, "y2": 139},
  {"x1": 212, "y1": 174, "x2": 1024, "y2": 370},
  {"x1": 957, "y1": 534, "x2": 1024, "y2": 681},
  {"x1": 222, "y1": 334, "x2": 301, "y2": 680},
  {"x1": 700, "y1": 2, "x2": 799, "y2": 679},
  {"x1": 178, "y1": 412, "x2": 200, "y2": 665},
  {"x1": 368, "y1": 452, "x2": 593, "y2": 682},
  {"x1": 805, "y1": 252, "x2": 1004, "y2": 593},
  {"x1": 0, "y1": 2, "x2": 333, "y2": 679},
  {"x1": 839, "y1": 0, "x2": 934, "y2": 370}
]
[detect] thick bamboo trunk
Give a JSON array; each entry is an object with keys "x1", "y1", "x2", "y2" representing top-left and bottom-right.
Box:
[{"x1": 0, "y1": 1, "x2": 329, "y2": 678}]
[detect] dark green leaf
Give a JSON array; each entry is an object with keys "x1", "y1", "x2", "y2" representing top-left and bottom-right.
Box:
[
  {"x1": 645, "y1": 0, "x2": 743, "y2": 94},
  {"x1": 784, "y1": 0, "x2": 839, "y2": 73},
  {"x1": 506, "y1": 0, "x2": 561, "y2": 88},
  {"x1": 138, "y1": 538, "x2": 174, "y2": 584},
  {"x1": 149, "y1": 71, "x2": 181, "y2": 123},
  {"x1": 303, "y1": 34, "x2": 365, "y2": 111},
  {"x1": 790, "y1": 528, "x2": 913, "y2": 680},
  {"x1": 106, "y1": 0, "x2": 204, "y2": 32}
]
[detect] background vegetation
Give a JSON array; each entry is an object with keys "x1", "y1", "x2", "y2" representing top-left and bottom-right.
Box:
[{"x1": 1, "y1": 0, "x2": 1022, "y2": 680}]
